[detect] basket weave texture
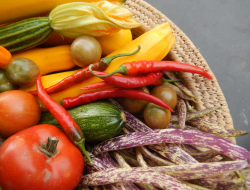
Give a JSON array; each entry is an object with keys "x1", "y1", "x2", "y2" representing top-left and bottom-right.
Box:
[{"x1": 124, "y1": 0, "x2": 235, "y2": 143}]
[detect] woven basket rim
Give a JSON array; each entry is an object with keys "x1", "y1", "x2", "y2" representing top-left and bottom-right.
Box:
[{"x1": 124, "y1": 0, "x2": 235, "y2": 143}]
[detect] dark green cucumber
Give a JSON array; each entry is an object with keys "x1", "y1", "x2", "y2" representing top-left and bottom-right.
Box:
[
  {"x1": 39, "y1": 101, "x2": 126, "y2": 142},
  {"x1": 0, "y1": 17, "x2": 53, "y2": 52}
]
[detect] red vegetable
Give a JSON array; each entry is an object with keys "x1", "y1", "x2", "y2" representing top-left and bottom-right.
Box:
[
  {"x1": 85, "y1": 70, "x2": 164, "y2": 89},
  {"x1": 36, "y1": 74, "x2": 93, "y2": 165},
  {"x1": 29, "y1": 46, "x2": 141, "y2": 95},
  {"x1": 61, "y1": 88, "x2": 174, "y2": 112},
  {"x1": 0, "y1": 124, "x2": 84, "y2": 190},
  {"x1": 89, "y1": 60, "x2": 213, "y2": 79}
]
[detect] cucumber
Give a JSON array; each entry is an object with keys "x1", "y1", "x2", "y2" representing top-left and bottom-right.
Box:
[
  {"x1": 0, "y1": 17, "x2": 53, "y2": 52},
  {"x1": 39, "y1": 101, "x2": 126, "y2": 142}
]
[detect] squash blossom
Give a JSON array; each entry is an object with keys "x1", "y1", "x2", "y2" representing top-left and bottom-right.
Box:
[{"x1": 49, "y1": 1, "x2": 141, "y2": 37}]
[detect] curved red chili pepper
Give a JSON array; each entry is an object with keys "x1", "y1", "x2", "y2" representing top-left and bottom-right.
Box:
[
  {"x1": 61, "y1": 88, "x2": 174, "y2": 112},
  {"x1": 89, "y1": 60, "x2": 213, "y2": 79},
  {"x1": 85, "y1": 70, "x2": 164, "y2": 89},
  {"x1": 29, "y1": 46, "x2": 141, "y2": 95},
  {"x1": 36, "y1": 74, "x2": 93, "y2": 165},
  {"x1": 81, "y1": 81, "x2": 113, "y2": 91}
]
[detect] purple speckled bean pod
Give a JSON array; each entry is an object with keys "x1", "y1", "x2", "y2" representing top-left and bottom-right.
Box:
[
  {"x1": 164, "y1": 71, "x2": 196, "y2": 97},
  {"x1": 97, "y1": 152, "x2": 140, "y2": 190},
  {"x1": 147, "y1": 143, "x2": 198, "y2": 165},
  {"x1": 190, "y1": 151, "x2": 220, "y2": 162},
  {"x1": 226, "y1": 129, "x2": 250, "y2": 137},
  {"x1": 138, "y1": 146, "x2": 174, "y2": 166},
  {"x1": 188, "y1": 177, "x2": 245, "y2": 190},
  {"x1": 163, "y1": 81, "x2": 196, "y2": 102},
  {"x1": 171, "y1": 107, "x2": 220, "y2": 122},
  {"x1": 114, "y1": 151, "x2": 131, "y2": 168},
  {"x1": 84, "y1": 152, "x2": 133, "y2": 190},
  {"x1": 91, "y1": 128, "x2": 250, "y2": 164},
  {"x1": 176, "y1": 97, "x2": 187, "y2": 129},
  {"x1": 109, "y1": 99, "x2": 199, "y2": 165},
  {"x1": 81, "y1": 160, "x2": 248, "y2": 188},
  {"x1": 116, "y1": 150, "x2": 140, "y2": 167},
  {"x1": 136, "y1": 147, "x2": 148, "y2": 167},
  {"x1": 114, "y1": 151, "x2": 157, "y2": 190},
  {"x1": 187, "y1": 118, "x2": 230, "y2": 137},
  {"x1": 81, "y1": 167, "x2": 195, "y2": 190},
  {"x1": 81, "y1": 186, "x2": 90, "y2": 190}
]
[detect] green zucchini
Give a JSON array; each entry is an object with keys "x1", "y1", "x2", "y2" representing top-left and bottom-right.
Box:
[
  {"x1": 39, "y1": 101, "x2": 126, "y2": 142},
  {"x1": 0, "y1": 17, "x2": 52, "y2": 52}
]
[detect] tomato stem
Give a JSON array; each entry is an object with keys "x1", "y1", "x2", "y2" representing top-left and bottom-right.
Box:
[{"x1": 39, "y1": 137, "x2": 59, "y2": 157}]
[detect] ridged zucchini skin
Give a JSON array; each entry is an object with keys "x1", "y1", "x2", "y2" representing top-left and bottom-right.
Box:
[
  {"x1": 0, "y1": 17, "x2": 53, "y2": 52},
  {"x1": 39, "y1": 101, "x2": 126, "y2": 142}
]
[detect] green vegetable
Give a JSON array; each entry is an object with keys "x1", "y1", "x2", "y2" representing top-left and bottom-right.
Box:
[
  {"x1": 0, "y1": 17, "x2": 52, "y2": 52},
  {"x1": 0, "y1": 69, "x2": 18, "y2": 93},
  {"x1": 39, "y1": 101, "x2": 126, "y2": 142}
]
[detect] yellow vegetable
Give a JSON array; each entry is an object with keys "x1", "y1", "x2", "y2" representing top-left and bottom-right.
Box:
[
  {"x1": 96, "y1": 29, "x2": 132, "y2": 56},
  {"x1": 12, "y1": 45, "x2": 75, "y2": 75},
  {"x1": 48, "y1": 1, "x2": 140, "y2": 37},
  {"x1": 21, "y1": 22, "x2": 176, "y2": 103},
  {"x1": 0, "y1": 0, "x2": 127, "y2": 24},
  {"x1": 42, "y1": 29, "x2": 132, "y2": 56}
]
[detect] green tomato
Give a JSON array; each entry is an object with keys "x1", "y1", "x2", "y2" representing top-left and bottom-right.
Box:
[
  {"x1": 151, "y1": 85, "x2": 178, "y2": 109},
  {"x1": 6, "y1": 58, "x2": 40, "y2": 87},
  {"x1": 143, "y1": 103, "x2": 171, "y2": 129},
  {"x1": 70, "y1": 35, "x2": 102, "y2": 68},
  {"x1": 0, "y1": 69, "x2": 18, "y2": 93},
  {"x1": 118, "y1": 87, "x2": 149, "y2": 114}
]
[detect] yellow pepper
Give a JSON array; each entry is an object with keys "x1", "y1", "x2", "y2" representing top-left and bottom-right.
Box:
[{"x1": 20, "y1": 22, "x2": 176, "y2": 103}]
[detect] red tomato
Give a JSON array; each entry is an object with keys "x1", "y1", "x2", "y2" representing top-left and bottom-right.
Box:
[
  {"x1": 0, "y1": 124, "x2": 84, "y2": 190},
  {"x1": 0, "y1": 90, "x2": 41, "y2": 138}
]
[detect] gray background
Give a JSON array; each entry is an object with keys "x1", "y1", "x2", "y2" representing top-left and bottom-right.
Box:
[{"x1": 144, "y1": 0, "x2": 250, "y2": 150}]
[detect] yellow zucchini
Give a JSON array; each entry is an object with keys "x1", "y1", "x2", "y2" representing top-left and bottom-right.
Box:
[
  {"x1": 11, "y1": 45, "x2": 75, "y2": 75},
  {"x1": 0, "y1": 0, "x2": 127, "y2": 24}
]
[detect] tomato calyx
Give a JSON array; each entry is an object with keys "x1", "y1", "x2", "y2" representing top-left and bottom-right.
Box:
[{"x1": 38, "y1": 137, "x2": 59, "y2": 158}]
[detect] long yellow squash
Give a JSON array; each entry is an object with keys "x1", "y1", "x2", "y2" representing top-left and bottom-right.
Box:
[
  {"x1": 11, "y1": 45, "x2": 76, "y2": 75},
  {"x1": 20, "y1": 22, "x2": 176, "y2": 103},
  {"x1": 0, "y1": 0, "x2": 126, "y2": 24}
]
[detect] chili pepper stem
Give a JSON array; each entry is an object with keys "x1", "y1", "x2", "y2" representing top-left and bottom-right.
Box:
[
  {"x1": 163, "y1": 78, "x2": 183, "y2": 83},
  {"x1": 89, "y1": 64, "x2": 127, "y2": 77},
  {"x1": 75, "y1": 139, "x2": 93, "y2": 165},
  {"x1": 103, "y1": 45, "x2": 141, "y2": 65}
]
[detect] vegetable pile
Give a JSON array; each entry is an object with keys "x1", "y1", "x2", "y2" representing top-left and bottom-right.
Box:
[{"x1": 0, "y1": 0, "x2": 250, "y2": 190}]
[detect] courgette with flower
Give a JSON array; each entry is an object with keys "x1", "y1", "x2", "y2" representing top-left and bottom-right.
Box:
[{"x1": 0, "y1": 1, "x2": 140, "y2": 52}]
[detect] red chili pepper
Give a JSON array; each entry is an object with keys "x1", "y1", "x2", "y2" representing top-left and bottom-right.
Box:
[
  {"x1": 36, "y1": 74, "x2": 93, "y2": 165},
  {"x1": 81, "y1": 73, "x2": 183, "y2": 91},
  {"x1": 89, "y1": 60, "x2": 213, "y2": 79},
  {"x1": 85, "y1": 70, "x2": 164, "y2": 89},
  {"x1": 81, "y1": 81, "x2": 113, "y2": 91},
  {"x1": 61, "y1": 88, "x2": 174, "y2": 112},
  {"x1": 30, "y1": 46, "x2": 141, "y2": 95}
]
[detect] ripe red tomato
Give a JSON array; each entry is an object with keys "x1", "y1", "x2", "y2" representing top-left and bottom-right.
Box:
[
  {"x1": 0, "y1": 124, "x2": 84, "y2": 190},
  {"x1": 0, "y1": 90, "x2": 41, "y2": 138}
]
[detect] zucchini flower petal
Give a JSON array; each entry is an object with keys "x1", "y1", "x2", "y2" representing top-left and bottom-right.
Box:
[{"x1": 49, "y1": 1, "x2": 140, "y2": 38}]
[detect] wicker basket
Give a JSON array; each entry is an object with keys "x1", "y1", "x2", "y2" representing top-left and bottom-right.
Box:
[{"x1": 124, "y1": 0, "x2": 235, "y2": 143}]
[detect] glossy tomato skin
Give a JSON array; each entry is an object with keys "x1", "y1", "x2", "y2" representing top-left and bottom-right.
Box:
[
  {"x1": 0, "y1": 90, "x2": 41, "y2": 138},
  {"x1": 0, "y1": 124, "x2": 84, "y2": 190}
]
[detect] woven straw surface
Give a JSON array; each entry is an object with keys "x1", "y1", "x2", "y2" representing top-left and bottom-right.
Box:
[{"x1": 124, "y1": 0, "x2": 235, "y2": 143}]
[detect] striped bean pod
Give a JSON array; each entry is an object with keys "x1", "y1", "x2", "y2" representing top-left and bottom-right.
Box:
[
  {"x1": 176, "y1": 97, "x2": 187, "y2": 129},
  {"x1": 163, "y1": 82, "x2": 196, "y2": 102},
  {"x1": 187, "y1": 118, "x2": 230, "y2": 137},
  {"x1": 165, "y1": 71, "x2": 196, "y2": 97},
  {"x1": 171, "y1": 107, "x2": 220, "y2": 122},
  {"x1": 91, "y1": 128, "x2": 250, "y2": 163}
]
